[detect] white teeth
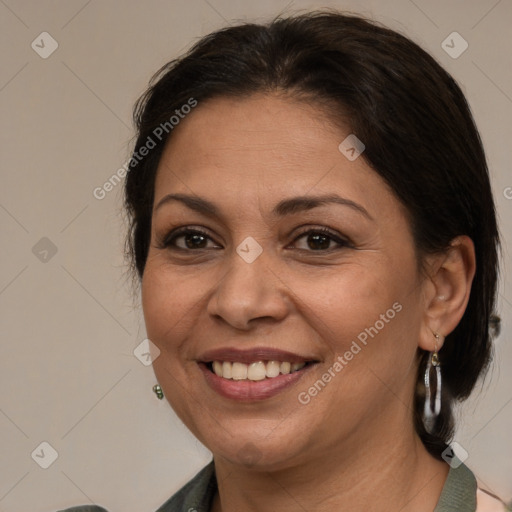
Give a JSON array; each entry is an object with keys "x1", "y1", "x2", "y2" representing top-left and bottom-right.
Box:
[
  {"x1": 266, "y1": 360, "x2": 281, "y2": 378},
  {"x1": 222, "y1": 361, "x2": 232, "y2": 379},
  {"x1": 210, "y1": 360, "x2": 308, "y2": 380},
  {"x1": 280, "y1": 361, "x2": 291, "y2": 374},
  {"x1": 213, "y1": 361, "x2": 223, "y2": 377},
  {"x1": 247, "y1": 362, "x2": 266, "y2": 381},
  {"x1": 231, "y1": 362, "x2": 248, "y2": 380}
]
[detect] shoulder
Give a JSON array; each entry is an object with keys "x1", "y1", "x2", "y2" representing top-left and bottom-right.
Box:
[
  {"x1": 435, "y1": 460, "x2": 508, "y2": 512},
  {"x1": 476, "y1": 488, "x2": 509, "y2": 512},
  {"x1": 155, "y1": 460, "x2": 217, "y2": 512},
  {"x1": 56, "y1": 507, "x2": 109, "y2": 512},
  {"x1": 55, "y1": 462, "x2": 216, "y2": 512}
]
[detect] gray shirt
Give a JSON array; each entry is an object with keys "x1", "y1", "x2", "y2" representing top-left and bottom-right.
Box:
[{"x1": 58, "y1": 459, "x2": 480, "y2": 512}]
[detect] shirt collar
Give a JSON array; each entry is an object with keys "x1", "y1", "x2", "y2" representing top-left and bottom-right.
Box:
[{"x1": 157, "y1": 458, "x2": 477, "y2": 512}]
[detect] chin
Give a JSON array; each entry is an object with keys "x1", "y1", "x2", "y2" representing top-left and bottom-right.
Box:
[{"x1": 205, "y1": 426, "x2": 311, "y2": 471}]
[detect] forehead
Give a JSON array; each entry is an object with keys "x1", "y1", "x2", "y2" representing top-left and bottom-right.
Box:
[
  {"x1": 153, "y1": 93, "x2": 395, "y2": 219},
  {"x1": 160, "y1": 94, "x2": 341, "y2": 166}
]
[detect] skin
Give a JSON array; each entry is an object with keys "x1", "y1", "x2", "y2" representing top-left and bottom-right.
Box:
[{"x1": 141, "y1": 93, "x2": 476, "y2": 512}]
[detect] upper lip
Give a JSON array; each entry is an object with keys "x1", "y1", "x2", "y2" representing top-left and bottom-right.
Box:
[{"x1": 197, "y1": 347, "x2": 320, "y2": 364}]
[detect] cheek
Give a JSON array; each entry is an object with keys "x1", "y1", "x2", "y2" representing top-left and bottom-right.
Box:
[
  {"x1": 141, "y1": 261, "x2": 197, "y2": 348},
  {"x1": 295, "y1": 261, "x2": 407, "y2": 341},
  {"x1": 297, "y1": 254, "x2": 421, "y2": 385},
  {"x1": 141, "y1": 257, "x2": 226, "y2": 357},
  {"x1": 296, "y1": 268, "x2": 420, "y2": 421}
]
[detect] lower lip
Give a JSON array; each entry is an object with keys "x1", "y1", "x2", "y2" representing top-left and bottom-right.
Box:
[{"x1": 198, "y1": 362, "x2": 315, "y2": 401}]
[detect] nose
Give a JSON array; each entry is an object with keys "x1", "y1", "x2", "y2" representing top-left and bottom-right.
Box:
[{"x1": 206, "y1": 249, "x2": 289, "y2": 331}]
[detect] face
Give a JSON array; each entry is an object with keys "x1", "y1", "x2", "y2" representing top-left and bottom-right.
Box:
[{"x1": 142, "y1": 93, "x2": 428, "y2": 471}]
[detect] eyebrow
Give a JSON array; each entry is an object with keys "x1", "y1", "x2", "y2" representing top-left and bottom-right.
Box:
[{"x1": 154, "y1": 193, "x2": 373, "y2": 220}]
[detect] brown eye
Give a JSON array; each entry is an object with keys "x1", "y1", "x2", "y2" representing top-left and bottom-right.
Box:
[
  {"x1": 292, "y1": 228, "x2": 348, "y2": 251},
  {"x1": 163, "y1": 228, "x2": 220, "y2": 250}
]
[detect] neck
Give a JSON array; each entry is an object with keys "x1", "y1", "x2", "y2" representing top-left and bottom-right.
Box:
[{"x1": 211, "y1": 424, "x2": 449, "y2": 512}]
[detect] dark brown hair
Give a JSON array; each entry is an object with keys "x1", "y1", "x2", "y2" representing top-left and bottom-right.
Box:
[{"x1": 124, "y1": 11, "x2": 500, "y2": 458}]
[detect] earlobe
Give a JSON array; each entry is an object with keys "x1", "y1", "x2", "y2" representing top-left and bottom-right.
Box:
[{"x1": 419, "y1": 235, "x2": 476, "y2": 351}]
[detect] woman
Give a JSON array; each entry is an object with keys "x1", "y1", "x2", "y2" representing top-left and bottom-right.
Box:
[{"x1": 61, "y1": 10, "x2": 506, "y2": 512}]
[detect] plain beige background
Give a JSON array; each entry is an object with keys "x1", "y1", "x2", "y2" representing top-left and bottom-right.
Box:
[{"x1": 0, "y1": 1, "x2": 511, "y2": 511}]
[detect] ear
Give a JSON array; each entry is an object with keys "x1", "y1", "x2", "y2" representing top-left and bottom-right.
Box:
[{"x1": 418, "y1": 235, "x2": 476, "y2": 352}]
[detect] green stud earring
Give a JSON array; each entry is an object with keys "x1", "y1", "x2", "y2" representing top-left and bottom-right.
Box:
[{"x1": 153, "y1": 384, "x2": 164, "y2": 400}]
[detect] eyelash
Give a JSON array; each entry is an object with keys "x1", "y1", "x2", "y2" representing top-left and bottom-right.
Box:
[{"x1": 160, "y1": 226, "x2": 351, "y2": 252}]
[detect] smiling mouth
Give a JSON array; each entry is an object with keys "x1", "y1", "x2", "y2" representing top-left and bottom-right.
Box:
[{"x1": 206, "y1": 360, "x2": 316, "y2": 381}]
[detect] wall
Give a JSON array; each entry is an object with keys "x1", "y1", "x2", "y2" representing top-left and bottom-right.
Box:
[{"x1": 0, "y1": 1, "x2": 511, "y2": 510}]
